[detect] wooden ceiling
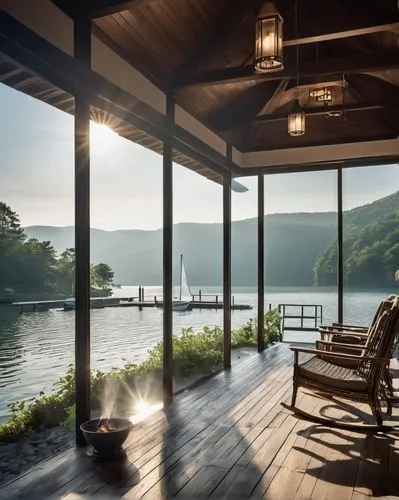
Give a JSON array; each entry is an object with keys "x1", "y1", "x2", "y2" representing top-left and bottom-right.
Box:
[
  {"x1": 3, "y1": 0, "x2": 399, "y2": 160},
  {"x1": 52, "y1": 0, "x2": 399, "y2": 153}
]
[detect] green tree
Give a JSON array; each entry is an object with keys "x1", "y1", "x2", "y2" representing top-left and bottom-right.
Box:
[
  {"x1": 22, "y1": 239, "x2": 58, "y2": 292},
  {"x1": 91, "y1": 263, "x2": 114, "y2": 291},
  {"x1": 0, "y1": 202, "x2": 25, "y2": 289},
  {"x1": 57, "y1": 248, "x2": 75, "y2": 295}
]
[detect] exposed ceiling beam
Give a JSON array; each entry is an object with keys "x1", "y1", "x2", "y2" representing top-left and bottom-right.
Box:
[
  {"x1": 211, "y1": 80, "x2": 285, "y2": 132},
  {"x1": 171, "y1": 0, "x2": 264, "y2": 87},
  {"x1": 261, "y1": 78, "x2": 290, "y2": 114},
  {"x1": 283, "y1": 19, "x2": 399, "y2": 47},
  {"x1": 174, "y1": 54, "x2": 399, "y2": 89},
  {"x1": 89, "y1": 0, "x2": 156, "y2": 17},
  {"x1": 54, "y1": 0, "x2": 155, "y2": 18},
  {"x1": 218, "y1": 103, "x2": 393, "y2": 132}
]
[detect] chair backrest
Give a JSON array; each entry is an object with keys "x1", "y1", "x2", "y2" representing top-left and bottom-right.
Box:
[
  {"x1": 365, "y1": 295, "x2": 396, "y2": 335},
  {"x1": 360, "y1": 297, "x2": 396, "y2": 356},
  {"x1": 356, "y1": 297, "x2": 399, "y2": 385}
]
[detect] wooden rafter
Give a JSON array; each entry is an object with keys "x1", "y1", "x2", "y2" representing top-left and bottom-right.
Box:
[
  {"x1": 54, "y1": 0, "x2": 155, "y2": 18},
  {"x1": 170, "y1": 0, "x2": 265, "y2": 88},
  {"x1": 283, "y1": 18, "x2": 399, "y2": 47},
  {"x1": 217, "y1": 103, "x2": 392, "y2": 132},
  {"x1": 211, "y1": 80, "x2": 287, "y2": 132},
  {"x1": 238, "y1": 78, "x2": 290, "y2": 146},
  {"x1": 174, "y1": 53, "x2": 399, "y2": 88}
]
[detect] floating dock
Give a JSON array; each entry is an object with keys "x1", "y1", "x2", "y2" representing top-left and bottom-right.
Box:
[{"x1": 12, "y1": 294, "x2": 252, "y2": 313}]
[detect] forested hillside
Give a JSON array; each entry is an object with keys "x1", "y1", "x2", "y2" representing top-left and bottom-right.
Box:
[
  {"x1": 22, "y1": 190, "x2": 399, "y2": 289},
  {"x1": 314, "y1": 192, "x2": 399, "y2": 287}
]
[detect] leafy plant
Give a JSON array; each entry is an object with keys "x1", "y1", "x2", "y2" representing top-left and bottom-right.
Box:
[{"x1": 0, "y1": 311, "x2": 280, "y2": 441}]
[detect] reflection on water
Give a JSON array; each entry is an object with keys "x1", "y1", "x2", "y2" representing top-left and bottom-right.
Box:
[{"x1": 0, "y1": 285, "x2": 388, "y2": 420}]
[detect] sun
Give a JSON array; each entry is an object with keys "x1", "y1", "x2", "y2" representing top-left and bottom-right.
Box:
[{"x1": 90, "y1": 121, "x2": 119, "y2": 153}]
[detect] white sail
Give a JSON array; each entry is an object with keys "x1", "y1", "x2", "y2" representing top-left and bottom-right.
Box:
[{"x1": 180, "y1": 260, "x2": 191, "y2": 300}]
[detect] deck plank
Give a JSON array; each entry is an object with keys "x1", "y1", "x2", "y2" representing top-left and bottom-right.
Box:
[{"x1": 3, "y1": 343, "x2": 399, "y2": 499}]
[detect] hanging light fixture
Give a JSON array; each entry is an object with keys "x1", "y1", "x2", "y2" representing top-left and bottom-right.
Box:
[
  {"x1": 288, "y1": 0, "x2": 305, "y2": 136},
  {"x1": 255, "y1": 2, "x2": 284, "y2": 73},
  {"x1": 288, "y1": 99, "x2": 305, "y2": 136},
  {"x1": 309, "y1": 87, "x2": 332, "y2": 101},
  {"x1": 316, "y1": 89, "x2": 332, "y2": 102}
]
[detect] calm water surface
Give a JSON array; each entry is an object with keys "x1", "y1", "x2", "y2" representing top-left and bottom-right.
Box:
[{"x1": 0, "y1": 285, "x2": 389, "y2": 420}]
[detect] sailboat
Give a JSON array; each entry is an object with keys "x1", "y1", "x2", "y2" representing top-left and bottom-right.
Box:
[{"x1": 172, "y1": 254, "x2": 191, "y2": 311}]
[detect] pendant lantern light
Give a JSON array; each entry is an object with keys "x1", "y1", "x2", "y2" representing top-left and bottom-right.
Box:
[
  {"x1": 287, "y1": 0, "x2": 305, "y2": 136},
  {"x1": 288, "y1": 99, "x2": 305, "y2": 136},
  {"x1": 255, "y1": 3, "x2": 284, "y2": 72}
]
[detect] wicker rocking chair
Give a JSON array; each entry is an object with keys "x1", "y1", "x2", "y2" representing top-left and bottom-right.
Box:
[
  {"x1": 319, "y1": 295, "x2": 396, "y2": 344},
  {"x1": 283, "y1": 298, "x2": 399, "y2": 431},
  {"x1": 317, "y1": 297, "x2": 398, "y2": 393}
]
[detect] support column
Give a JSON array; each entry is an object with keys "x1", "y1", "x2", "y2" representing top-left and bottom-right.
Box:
[
  {"x1": 257, "y1": 174, "x2": 265, "y2": 352},
  {"x1": 337, "y1": 166, "x2": 344, "y2": 324},
  {"x1": 223, "y1": 146, "x2": 232, "y2": 369},
  {"x1": 163, "y1": 93, "x2": 174, "y2": 406},
  {"x1": 74, "y1": 14, "x2": 91, "y2": 446}
]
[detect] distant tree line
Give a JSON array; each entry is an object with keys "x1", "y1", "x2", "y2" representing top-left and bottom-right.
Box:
[
  {"x1": 0, "y1": 202, "x2": 115, "y2": 298},
  {"x1": 314, "y1": 212, "x2": 399, "y2": 288}
]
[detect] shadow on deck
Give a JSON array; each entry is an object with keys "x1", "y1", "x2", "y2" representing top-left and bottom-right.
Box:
[{"x1": 2, "y1": 343, "x2": 399, "y2": 499}]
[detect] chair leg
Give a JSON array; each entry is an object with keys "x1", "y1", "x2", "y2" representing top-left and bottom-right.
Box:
[
  {"x1": 370, "y1": 401, "x2": 383, "y2": 426},
  {"x1": 384, "y1": 368, "x2": 394, "y2": 396},
  {"x1": 387, "y1": 399, "x2": 393, "y2": 419},
  {"x1": 291, "y1": 381, "x2": 298, "y2": 406}
]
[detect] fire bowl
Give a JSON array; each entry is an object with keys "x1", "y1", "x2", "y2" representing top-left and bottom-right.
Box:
[{"x1": 80, "y1": 418, "x2": 132, "y2": 456}]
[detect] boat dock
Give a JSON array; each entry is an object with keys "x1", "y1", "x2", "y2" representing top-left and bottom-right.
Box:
[{"x1": 12, "y1": 292, "x2": 252, "y2": 313}]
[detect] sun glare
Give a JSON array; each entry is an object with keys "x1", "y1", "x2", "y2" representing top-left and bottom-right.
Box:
[
  {"x1": 90, "y1": 121, "x2": 119, "y2": 153},
  {"x1": 130, "y1": 400, "x2": 163, "y2": 424}
]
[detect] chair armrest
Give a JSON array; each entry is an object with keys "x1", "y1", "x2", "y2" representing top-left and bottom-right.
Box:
[
  {"x1": 319, "y1": 329, "x2": 368, "y2": 341},
  {"x1": 328, "y1": 331, "x2": 368, "y2": 338},
  {"x1": 331, "y1": 322, "x2": 368, "y2": 331},
  {"x1": 290, "y1": 346, "x2": 382, "y2": 362},
  {"x1": 319, "y1": 326, "x2": 368, "y2": 335},
  {"x1": 316, "y1": 340, "x2": 364, "y2": 350}
]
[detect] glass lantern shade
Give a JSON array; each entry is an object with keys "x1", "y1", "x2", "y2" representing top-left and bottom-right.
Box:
[
  {"x1": 288, "y1": 103, "x2": 305, "y2": 136},
  {"x1": 316, "y1": 89, "x2": 332, "y2": 102},
  {"x1": 255, "y1": 5, "x2": 283, "y2": 73}
]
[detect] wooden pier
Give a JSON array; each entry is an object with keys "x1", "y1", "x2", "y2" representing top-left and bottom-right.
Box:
[{"x1": 12, "y1": 293, "x2": 252, "y2": 313}]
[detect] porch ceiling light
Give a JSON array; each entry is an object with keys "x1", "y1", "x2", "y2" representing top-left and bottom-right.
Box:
[
  {"x1": 288, "y1": 99, "x2": 305, "y2": 136},
  {"x1": 316, "y1": 89, "x2": 332, "y2": 102},
  {"x1": 255, "y1": 2, "x2": 284, "y2": 73},
  {"x1": 309, "y1": 87, "x2": 333, "y2": 102},
  {"x1": 309, "y1": 87, "x2": 328, "y2": 98}
]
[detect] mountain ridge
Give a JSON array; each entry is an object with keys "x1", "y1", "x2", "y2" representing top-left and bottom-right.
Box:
[{"x1": 24, "y1": 191, "x2": 399, "y2": 287}]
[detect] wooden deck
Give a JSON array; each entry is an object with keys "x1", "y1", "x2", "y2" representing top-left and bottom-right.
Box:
[{"x1": 3, "y1": 343, "x2": 399, "y2": 499}]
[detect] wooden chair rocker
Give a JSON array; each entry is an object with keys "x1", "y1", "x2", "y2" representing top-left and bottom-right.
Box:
[{"x1": 282, "y1": 298, "x2": 399, "y2": 432}]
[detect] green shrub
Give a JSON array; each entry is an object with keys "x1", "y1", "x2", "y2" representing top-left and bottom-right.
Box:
[{"x1": 0, "y1": 309, "x2": 280, "y2": 441}]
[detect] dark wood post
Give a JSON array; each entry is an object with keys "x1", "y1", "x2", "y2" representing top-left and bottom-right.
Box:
[
  {"x1": 163, "y1": 93, "x2": 174, "y2": 406},
  {"x1": 257, "y1": 174, "x2": 265, "y2": 352},
  {"x1": 337, "y1": 166, "x2": 344, "y2": 324},
  {"x1": 223, "y1": 145, "x2": 232, "y2": 369},
  {"x1": 74, "y1": 13, "x2": 91, "y2": 446}
]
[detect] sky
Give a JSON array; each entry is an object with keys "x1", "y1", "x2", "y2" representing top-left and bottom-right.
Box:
[{"x1": 1, "y1": 83, "x2": 399, "y2": 231}]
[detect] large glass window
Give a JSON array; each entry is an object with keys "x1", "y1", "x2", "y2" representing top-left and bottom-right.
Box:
[
  {"x1": 342, "y1": 164, "x2": 399, "y2": 324},
  {"x1": 89, "y1": 110, "x2": 163, "y2": 418},
  {"x1": 172, "y1": 161, "x2": 223, "y2": 388},
  {"x1": 264, "y1": 170, "x2": 338, "y2": 343},
  {"x1": 0, "y1": 76, "x2": 74, "y2": 436}
]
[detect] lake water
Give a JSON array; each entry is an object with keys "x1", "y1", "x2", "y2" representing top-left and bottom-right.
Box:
[{"x1": 0, "y1": 285, "x2": 390, "y2": 421}]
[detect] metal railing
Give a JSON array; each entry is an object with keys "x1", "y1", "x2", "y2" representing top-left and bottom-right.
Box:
[{"x1": 278, "y1": 303, "x2": 323, "y2": 338}]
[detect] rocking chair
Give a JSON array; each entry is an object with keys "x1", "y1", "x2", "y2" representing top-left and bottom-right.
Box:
[
  {"x1": 319, "y1": 295, "x2": 395, "y2": 345},
  {"x1": 283, "y1": 298, "x2": 399, "y2": 431},
  {"x1": 316, "y1": 297, "x2": 398, "y2": 393}
]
